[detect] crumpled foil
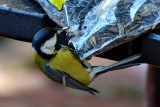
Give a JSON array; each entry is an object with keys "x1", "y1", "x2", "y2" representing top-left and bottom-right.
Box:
[{"x1": 35, "y1": 0, "x2": 160, "y2": 59}]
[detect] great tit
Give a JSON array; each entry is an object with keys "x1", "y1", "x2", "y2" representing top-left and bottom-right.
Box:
[{"x1": 32, "y1": 27, "x2": 141, "y2": 94}]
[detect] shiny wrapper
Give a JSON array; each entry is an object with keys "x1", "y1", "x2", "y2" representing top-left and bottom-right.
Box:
[{"x1": 35, "y1": 0, "x2": 160, "y2": 59}]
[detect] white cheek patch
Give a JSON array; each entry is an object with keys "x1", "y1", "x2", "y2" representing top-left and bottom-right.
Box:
[{"x1": 40, "y1": 34, "x2": 57, "y2": 55}]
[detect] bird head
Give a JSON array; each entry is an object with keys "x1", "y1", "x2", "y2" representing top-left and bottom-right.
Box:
[{"x1": 32, "y1": 27, "x2": 61, "y2": 60}]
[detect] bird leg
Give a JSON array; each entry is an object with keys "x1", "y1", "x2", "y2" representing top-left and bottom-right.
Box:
[{"x1": 62, "y1": 75, "x2": 66, "y2": 86}]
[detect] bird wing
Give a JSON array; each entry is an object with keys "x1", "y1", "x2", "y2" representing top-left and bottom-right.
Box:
[
  {"x1": 44, "y1": 64, "x2": 99, "y2": 95},
  {"x1": 61, "y1": 45, "x2": 92, "y2": 70}
]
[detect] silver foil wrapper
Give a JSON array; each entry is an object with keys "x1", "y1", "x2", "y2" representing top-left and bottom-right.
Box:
[{"x1": 36, "y1": 0, "x2": 160, "y2": 59}]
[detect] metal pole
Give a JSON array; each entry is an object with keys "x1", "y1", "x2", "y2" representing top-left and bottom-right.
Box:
[{"x1": 146, "y1": 65, "x2": 160, "y2": 107}]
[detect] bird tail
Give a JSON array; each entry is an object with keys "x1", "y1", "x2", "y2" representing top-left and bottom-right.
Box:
[{"x1": 90, "y1": 53, "x2": 142, "y2": 77}]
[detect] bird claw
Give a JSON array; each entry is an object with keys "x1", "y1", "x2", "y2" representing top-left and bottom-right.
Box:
[
  {"x1": 62, "y1": 26, "x2": 70, "y2": 30},
  {"x1": 62, "y1": 75, "x2": 66, "y2": 86}
]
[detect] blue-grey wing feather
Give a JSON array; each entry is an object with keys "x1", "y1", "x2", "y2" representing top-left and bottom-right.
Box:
[{"x1": 44, "y1": 64, "x2": 99, "y2": 94}]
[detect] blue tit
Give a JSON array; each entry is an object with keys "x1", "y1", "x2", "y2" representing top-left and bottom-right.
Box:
[{"x1": 32, "y1": 27, "x2": 141, "y2": 94}]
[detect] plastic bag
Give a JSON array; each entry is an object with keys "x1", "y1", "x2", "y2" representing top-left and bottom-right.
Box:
[{"x1": 36, "y1": 0, "x2": 160, "y2": 59}]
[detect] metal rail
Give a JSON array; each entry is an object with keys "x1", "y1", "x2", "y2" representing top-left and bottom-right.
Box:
[{"x1": 0, "y1": 0, "x2": 54, "y2": 42}]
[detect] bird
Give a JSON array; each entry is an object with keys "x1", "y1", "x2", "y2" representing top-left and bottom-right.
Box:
[{"x1": 32, "y1": 27, "x2": 141, "y2": 95}]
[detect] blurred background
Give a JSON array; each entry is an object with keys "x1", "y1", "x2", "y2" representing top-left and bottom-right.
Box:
[{"x1": 0, "y1": 37, "x2": 147, "y2": 107}]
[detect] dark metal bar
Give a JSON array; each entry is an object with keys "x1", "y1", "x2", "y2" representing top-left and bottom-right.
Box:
[
  {"x1": 0, "y1": 0, "x2": 54, "y2": 42},
  {"x1": 141, "y1": 33, "x2": 160, "y2": 67}
]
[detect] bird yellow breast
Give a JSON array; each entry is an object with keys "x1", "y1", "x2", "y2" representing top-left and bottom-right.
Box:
[
  {"x1": 49, "y1": 48, "x2": 91, "y2": 86},
  {"x1": 33, "y1": 52, "x2": 47, "y2": 71}
]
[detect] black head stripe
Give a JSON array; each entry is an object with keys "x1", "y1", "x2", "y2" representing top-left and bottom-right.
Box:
[
  {"x1": 56, "y1": 30, "x2": 69, "y2": 46},
  {"x1": 32, "y1": 27, "x2": 57, "y2": 49},
  {"x1": 32, "y1": 27, "x2": 57, "y2": 60}
]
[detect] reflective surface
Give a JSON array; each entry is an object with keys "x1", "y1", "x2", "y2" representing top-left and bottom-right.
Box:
[{"x1": 37, "y1": 0, "x2": 160, "y2": 59}]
